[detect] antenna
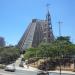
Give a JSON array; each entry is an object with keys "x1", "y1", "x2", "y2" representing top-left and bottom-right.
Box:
[{"x1": 58, "y1": 21, "x2": 63, "y2": 36}]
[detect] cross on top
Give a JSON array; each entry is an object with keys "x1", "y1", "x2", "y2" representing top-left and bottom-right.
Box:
[{"x1": 46, "y1": 3, "x2": 50, "y2": 10}]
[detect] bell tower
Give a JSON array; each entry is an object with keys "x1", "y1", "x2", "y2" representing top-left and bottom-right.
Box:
[{"x1": 46, "y1": 4, "x2": 54, "y2": 42}]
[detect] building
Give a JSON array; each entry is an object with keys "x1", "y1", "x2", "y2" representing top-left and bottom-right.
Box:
[
  {"x1": 17, "y1": 9, "x2": 54, "y2": 51},
  {"x1": 0, "y1": 37, "x2": 5, "y2": 47}
]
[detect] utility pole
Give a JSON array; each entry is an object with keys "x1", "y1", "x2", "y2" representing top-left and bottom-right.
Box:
[
  {"x1": 58, "y1": 21, "x2": 63, "y2": 75},
  {"x1": 58, "y1": 21, "x2": 63, "y2": 36}
]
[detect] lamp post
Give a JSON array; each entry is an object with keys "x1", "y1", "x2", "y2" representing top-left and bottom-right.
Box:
[{"x1": 58, "y1": 51, "x2": 61, "y2": 75}]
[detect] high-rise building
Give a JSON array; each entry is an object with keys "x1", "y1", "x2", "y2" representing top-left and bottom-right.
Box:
[
  {"x1": 0, "y1": 37, "x2": 5, "y2": 47},
  {"x1": 17, "y1": 10, "x2": 54, "y2": 51}
]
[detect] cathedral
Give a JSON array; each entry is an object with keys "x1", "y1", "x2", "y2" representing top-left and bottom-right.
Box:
[{"x1": 17, "y1": 9, "x2": 54, "y2": 51}]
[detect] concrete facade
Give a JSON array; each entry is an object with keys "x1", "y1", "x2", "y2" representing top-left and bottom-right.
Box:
[
  {"x1": 0, "y1": 37, "x2": 5, "y2": 47},
  {"x1": 17, "y1": 11, "x2": 54, "y2": 51}
]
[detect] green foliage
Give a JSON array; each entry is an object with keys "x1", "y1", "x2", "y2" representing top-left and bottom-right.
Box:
[
  {"x1": 24, "y1": 48, "x2": 38, "y2": 59},
  {"x1": 0, "y1": 46, "x2": 20, "y2": 64},
  {"x1": 57, "y1": 36, "x2": 70, "y2": 41},
  {"x1": 24, "y1": 36, "x2": 75, "y2": 60},
  {"x1": 0, "y1": 64, "x2": 6, "y2": 69}
]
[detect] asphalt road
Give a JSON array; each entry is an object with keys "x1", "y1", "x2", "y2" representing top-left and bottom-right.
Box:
[
  {"x1": 0, "y1": 69, "x2": 37, "y2": 75},
  {"x1": 0, "y1": 69, "x2": 75, "y2": 75}
]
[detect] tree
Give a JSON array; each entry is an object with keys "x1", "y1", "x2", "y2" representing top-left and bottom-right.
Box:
[
  {"x1": 24, "y1": 48, "x2": 38, "y2": 59},
  {"x1": 24, "y1": 36, "x2": 75, "y2": 60},
  {"x1": 0, "y1": 46, "x2": 20, "y2": 64}
]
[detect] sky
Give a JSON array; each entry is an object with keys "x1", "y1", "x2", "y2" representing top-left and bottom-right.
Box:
[{"x1": 0, "y1": 0, "x2": 75, "y2": 45}]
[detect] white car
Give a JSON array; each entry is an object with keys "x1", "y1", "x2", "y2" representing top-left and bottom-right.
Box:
[{"x1": 5, "y1": 64, "x2": 15, "y2": 72}]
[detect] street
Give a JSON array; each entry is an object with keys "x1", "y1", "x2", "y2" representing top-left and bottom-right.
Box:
[
  {"x1": 0, "y1": 69, "x2": 75, "y2": 75},
  {"x1": 0, "y1": 69, "x2": 37, "y2": 75}
]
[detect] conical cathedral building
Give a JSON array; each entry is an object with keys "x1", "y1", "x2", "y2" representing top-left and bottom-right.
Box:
[{"x1": 17, "y1": 10, "x2": 54, "y2": 51}]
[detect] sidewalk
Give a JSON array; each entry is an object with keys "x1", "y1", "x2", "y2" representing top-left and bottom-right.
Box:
[
  {"x1": 23, "y1": 64, "x2": 39, "y2": 72},
  {"x1": 23, "y1": 64, "x2": 75, "y2": 74},
  {"x1": 49, "y1": 70, "x2": 75, "y2": 74},
  {"x1": 12, "y1": 63, "x2": 39, "y2": 72},
  {"x1": 24, "y1": 64, "x2": 75, "y2": 74}
]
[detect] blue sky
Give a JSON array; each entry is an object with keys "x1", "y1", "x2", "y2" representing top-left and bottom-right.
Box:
[{"x1": 0, "y1": 0, "x2": 75, "y2": 45}]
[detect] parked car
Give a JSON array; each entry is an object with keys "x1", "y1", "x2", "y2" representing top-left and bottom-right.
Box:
[
  {"x1": 5, "y1": 64, "x2": 15, "y2": 72},
  {"x1": 19, "y1": 61, "x2": 24, "y2": 67},
  {"x1": 37, "y1": 71, "x2": 49, "y2": 75}
]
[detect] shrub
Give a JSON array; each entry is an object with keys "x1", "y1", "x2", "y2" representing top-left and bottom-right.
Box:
[{"x1": 0, "y1": 64, "x2": 6, "y2": 69}]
